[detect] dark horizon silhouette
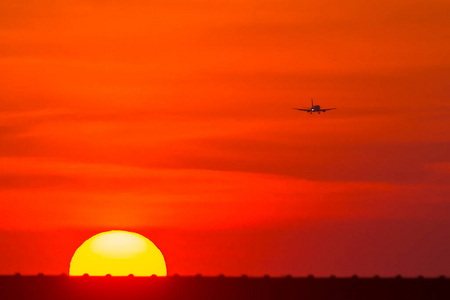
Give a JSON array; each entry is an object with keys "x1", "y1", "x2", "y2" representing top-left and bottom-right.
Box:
[{"x1": 1, "y1": 275, "x2": 449, "y2": 300}]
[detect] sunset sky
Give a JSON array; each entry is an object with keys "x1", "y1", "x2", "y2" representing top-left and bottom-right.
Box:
[{"x1": 1, "y1": 0, "x2": 449, "y2": 276}]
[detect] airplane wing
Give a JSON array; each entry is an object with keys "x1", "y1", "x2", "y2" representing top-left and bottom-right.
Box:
[
  {"x1": 293, "y1": 108, "x2": 311, "y2": 112},
  {"x1": 320, "y1": 108, "x2": 336, "y2": 111}
]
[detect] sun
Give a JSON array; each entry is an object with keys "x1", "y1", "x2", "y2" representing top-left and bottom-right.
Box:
[{"x1": 69, "y1": 230, "x2": 167, "y2": 276}]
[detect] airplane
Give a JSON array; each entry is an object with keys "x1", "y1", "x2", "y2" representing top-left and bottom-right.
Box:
[{"x1": 293, "y1": 99, "x2": 336, "y2": 114}]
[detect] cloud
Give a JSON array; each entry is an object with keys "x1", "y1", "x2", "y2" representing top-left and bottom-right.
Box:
[{"x1": 0, "y1": 157, "x2": 448, "y2": 232}]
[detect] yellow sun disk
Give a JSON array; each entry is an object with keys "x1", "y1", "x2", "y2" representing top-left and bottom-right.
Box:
[{"x1": 69, "y1": 231, "x2": 167, "y2": 276}]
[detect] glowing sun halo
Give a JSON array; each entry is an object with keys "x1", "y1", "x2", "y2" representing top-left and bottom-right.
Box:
[{"x1": 69, "y1": 230, "x2": 167, "y2": 276}]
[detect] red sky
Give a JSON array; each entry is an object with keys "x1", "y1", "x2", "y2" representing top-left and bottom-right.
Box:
[{"x1": 0, "y1": 0, "x2": 449, "y2": 276}]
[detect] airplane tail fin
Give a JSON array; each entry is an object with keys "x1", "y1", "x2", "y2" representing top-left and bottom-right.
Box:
[{"x1": 311, "y1": 98, "x2": 314, "y2": 107}]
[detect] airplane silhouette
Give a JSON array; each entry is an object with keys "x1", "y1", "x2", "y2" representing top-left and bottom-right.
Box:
[{"x1": 293, "y1": 99, "x2": 336, "y2": 114}]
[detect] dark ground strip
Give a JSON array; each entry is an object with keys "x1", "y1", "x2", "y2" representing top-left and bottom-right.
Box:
[{"x1": 0, "y1": 275, "x2": 449, "y2": 300}]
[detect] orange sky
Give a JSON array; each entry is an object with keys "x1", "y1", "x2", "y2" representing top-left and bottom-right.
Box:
[{"x1": 0, "y1": 0, "x2": 449, "y2": 276}]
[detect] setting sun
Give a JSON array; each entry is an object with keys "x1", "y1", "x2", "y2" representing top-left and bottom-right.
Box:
[{"x1": 69, "y1": 230, "x2": 167, "y2": 276}]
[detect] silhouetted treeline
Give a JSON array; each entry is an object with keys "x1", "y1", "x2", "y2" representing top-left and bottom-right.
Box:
[{"x1": 0, "y1": 275, "x2": 449, "y2": 300}]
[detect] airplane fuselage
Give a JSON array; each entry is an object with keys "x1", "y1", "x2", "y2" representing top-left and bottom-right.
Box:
[{"x1": 311, "y1": 105, "x2": 321, "y2": 112}]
